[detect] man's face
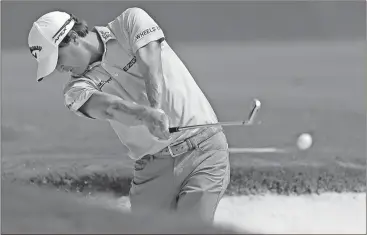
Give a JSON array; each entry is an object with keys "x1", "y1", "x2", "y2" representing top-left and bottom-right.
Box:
[{"x1": 56, "y1": 36, "x2": 91, "y2": 76}]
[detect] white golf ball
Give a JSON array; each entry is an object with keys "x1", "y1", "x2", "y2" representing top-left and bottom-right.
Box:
[{"x1": 297, "y1": 133, "x2": 313, "y2": 150}]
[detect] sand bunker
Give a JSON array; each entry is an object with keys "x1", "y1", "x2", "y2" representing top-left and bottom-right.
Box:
[
  {"x1": 90, "y1": 193, "x2": 366, "y2": 234},
  {"x1": 214, "y1": 193, "x2": 366, "y2": 234}
]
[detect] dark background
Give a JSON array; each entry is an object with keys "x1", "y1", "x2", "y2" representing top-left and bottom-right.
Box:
[{"x1": 2, "y1": 1, "x2": 365, "y2": 49}]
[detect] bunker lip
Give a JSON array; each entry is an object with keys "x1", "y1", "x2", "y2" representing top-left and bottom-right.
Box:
[{"x1": 5, "y1": 163, "x2": 365, "y2": 198}]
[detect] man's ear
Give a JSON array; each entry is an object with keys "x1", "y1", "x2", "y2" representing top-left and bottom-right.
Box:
[{"x1": 69, "y1": 31, "x2": 79, "y2": 45}]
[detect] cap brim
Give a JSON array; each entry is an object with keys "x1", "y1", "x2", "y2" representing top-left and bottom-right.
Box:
[{"x1": 36, "y1": 47, "x2": 58, "y2": 82}]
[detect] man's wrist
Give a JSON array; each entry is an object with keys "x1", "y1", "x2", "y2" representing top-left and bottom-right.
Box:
[
  {"x1": 139, "y1": 107, "x2": 165, "y2": 124},
  {"x1": 137, "y1": 106, "x2": 150, "y2": 123}
]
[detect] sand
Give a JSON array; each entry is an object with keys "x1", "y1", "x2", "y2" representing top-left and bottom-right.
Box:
[
  {"x1": 214, "y1": 193, "x2": 366, "y2": 234},
  {"x1": 88, "y1": 193, "x2": 366, "y2": 234}
]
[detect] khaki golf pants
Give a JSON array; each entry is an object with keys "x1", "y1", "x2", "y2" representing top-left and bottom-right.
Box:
[{"x1": 129, "y1": 127, "x2": 230, "y2": 222}]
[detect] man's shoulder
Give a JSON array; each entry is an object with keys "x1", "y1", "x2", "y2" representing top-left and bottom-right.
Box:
[
  {"x1": 109, "y1": 7, "x2": 148, "y2": 26},
  {"x1": 106, "y1": 9, "x2": 134, "y2": 42},
  {"x1": 118, "y1": 7, "x2": 146, "y2": 18}
]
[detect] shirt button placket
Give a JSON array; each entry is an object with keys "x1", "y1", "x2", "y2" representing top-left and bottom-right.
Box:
[{"x1": 101, "y1": 62, "x2": 113, "y2": 77}]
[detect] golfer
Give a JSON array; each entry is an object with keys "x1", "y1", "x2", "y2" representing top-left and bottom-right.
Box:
[{"x1": 28, "y1": 7, "x2": 230, "y2": 222}]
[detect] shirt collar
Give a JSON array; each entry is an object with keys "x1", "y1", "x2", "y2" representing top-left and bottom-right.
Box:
[{"x1": 94, "y1": 26, "x2": 116, "y2": 44}]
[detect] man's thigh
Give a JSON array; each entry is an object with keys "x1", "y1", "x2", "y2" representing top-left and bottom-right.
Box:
[
  {"x1": 175, "y1": 131, "x2": 230, "y2": 222},
  {"x1": 129, "y1": 155, "x2": 177, "y2": 215}
]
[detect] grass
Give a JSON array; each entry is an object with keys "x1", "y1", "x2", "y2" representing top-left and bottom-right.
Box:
[{"x1": 4, "y1": 163, "x2": 364, "y2": 199}]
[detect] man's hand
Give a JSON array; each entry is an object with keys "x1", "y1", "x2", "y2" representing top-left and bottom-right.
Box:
[
  {"x1": 78, "y1": 91, "x2": 170, "y2": 140},
  {"x1": 142, "y1": 108, "x2": 170, "y2": 140},
  {"x1": 78, "y1": 90, "x2": 170, "y2": 139}
]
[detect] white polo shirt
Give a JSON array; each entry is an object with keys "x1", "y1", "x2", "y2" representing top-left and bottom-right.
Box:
[{"x1": 64, "y1": 8, "x2": 218, "y2": 160}]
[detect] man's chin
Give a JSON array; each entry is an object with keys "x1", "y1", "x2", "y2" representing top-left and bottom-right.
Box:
[{"x1": 71, "y1": 67, "x2": 89, "y2": 77}]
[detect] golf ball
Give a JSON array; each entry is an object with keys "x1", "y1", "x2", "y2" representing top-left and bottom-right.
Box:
[{"x1": 297, "y1": 133, "x2": 313, "y2": 150}]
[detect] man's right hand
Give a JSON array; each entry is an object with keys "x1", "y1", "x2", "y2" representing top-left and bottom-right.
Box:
[
  {"x1": 142, "y1": 108, "x2": 171, "y2": 140},
  {"x1": 77, "y1": 91, "x2": 171, "y2": 140}
]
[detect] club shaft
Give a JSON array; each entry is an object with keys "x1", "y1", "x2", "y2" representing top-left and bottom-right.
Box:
[
  {"x1": 169, "y1": 121, "x2": 249, "y2": 133},
  {"x1": 169, "y1": 98, "x2": 261, "y2": 133}
]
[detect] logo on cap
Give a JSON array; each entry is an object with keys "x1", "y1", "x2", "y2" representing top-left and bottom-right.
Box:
[
  {"x1": 52, "y1": 16, "x2": 74, "y2": 44},
  {"x1": 54, "y1": 27, "x2": 68, "y2": 44},
  {"x1": 29, "y1": 45, "x2": 42, "y2": 59}
]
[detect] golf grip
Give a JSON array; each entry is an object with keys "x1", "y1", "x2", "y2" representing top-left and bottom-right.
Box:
[
  {"x1": 168, "y1": 123, "x2": 223, "y2": 133},
  {"x1": 169, "y1": 121, "x2": 246, "y2": 133},
  {"x1": 169, "y1": 127, "x2": 180, "y2": 133}
]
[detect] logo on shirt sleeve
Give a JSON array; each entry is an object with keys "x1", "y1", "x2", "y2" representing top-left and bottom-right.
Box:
[{"x1": 135, "y1": 26, "x2": 161, "y2": 41}]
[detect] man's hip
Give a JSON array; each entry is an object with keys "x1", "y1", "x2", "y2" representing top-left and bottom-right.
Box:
[
  {"x1": 134, "y1": 126, "x2": 227, "y2": 171},
  {"x1": 157, "y1": 126, "x2": 224, "y2": 157},
  {"x1": 130, "y1": 127, "x2": 229, "y2": 220}
]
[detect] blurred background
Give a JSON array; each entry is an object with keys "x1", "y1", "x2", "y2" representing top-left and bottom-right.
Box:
[
  {"x1": 2, "y1": 1, "x2": 365, "y2": 169},
  {"x1": 2, "y1": 1, "x2": 365, "y2": 46}
]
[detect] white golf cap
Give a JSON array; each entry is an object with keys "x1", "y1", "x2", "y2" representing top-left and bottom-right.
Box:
[{"x1": 28, "y1": 11, "x2": 75, "y2": 82}]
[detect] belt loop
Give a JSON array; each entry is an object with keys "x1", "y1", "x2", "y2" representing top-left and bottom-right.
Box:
[
  {"x1": 189, "y1": 138, "x2": 198, "y2": 149},
  {"x1": 185, "y1": 138, "x2": 194, "y2": 150}
]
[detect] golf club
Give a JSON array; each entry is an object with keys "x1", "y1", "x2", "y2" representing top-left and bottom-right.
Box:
[{"x1": 169, "y1": 99, "x2": 261, "y2": 133}]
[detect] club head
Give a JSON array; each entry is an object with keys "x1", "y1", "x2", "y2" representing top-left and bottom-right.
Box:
[
  {"x1": 246, "y1": 99, "x2": 261, "y2": 124},
  {"x1": 254, "y1": 99, "x2": 261, "y2": 108}
]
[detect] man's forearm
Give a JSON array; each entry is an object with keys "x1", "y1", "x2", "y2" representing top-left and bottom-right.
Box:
[
  {"x1": 107, "y1": 99, "x2": 150, "y2": 126},
  {"x1": 144, "y1": 72, "x2": 163, "y2": 109},
  {"x1": 136, "y1": 41, "x2": 164, "y2": 109}
]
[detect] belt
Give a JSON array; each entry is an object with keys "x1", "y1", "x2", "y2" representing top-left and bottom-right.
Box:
[{"x1": 155, "y1": 126, "x2": 223, "y2": 158}]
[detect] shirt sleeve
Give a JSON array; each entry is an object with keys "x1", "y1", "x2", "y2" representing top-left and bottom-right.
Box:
[
  {"x1": 63, "y1": 78, "x2": 99, "y2": 119},
  {"x1": 114, "y1": 7, "x2": 165, "y2": 54}
]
